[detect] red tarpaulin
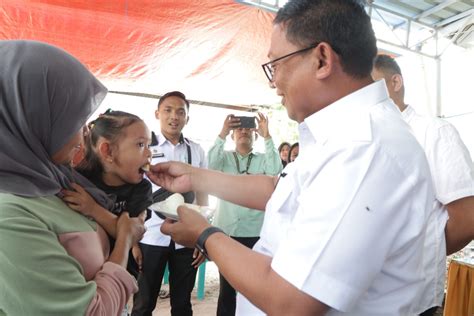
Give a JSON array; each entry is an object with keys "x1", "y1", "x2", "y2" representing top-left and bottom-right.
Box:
[{"x1": 1, "y1": 0, "x2": 279, "y2": 106}]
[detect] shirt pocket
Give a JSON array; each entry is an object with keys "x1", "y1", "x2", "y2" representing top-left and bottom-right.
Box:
[{"x1": 267, "y1": 167, "x2": 299, "y2": 225}]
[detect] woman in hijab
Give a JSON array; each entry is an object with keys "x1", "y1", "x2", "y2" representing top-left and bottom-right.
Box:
[{"x1": 0, "y1": 40, "x2": 145, "y2": 316}]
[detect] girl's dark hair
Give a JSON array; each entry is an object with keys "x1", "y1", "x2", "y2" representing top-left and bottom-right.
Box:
[
  {"x1": 278, "y1": 142, "x2": 291, "y2": 153},
  {"x1": 288, "y1": 142, "x2": 299, "y2": 162},
  {"x1": 76, "y1": 110, "x2": 143, "y2": 179}
]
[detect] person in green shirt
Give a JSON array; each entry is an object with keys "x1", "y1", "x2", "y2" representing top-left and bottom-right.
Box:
[{"x1": 207, "y1": 112, "x2": 282, "y2": 316}]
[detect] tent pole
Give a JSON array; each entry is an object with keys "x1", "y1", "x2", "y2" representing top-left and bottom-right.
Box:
[{"x1": 436, "y1": 56, "x2": 442, "y2": 117}]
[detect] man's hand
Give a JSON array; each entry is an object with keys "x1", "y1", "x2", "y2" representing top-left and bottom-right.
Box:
[
  {"x1": 160, "y1": 205, "x2": 211, "y2": 248},
  {"x1": 192, "y1": 248, "x2": 206, "y2": 268},
  {"x1": 255, "y1": 112, "x2": 270, "y2": 139},
  {"x1": 147, "y1": 161, "x2": 194, "y2": 193},
  {"x1": 62, "y1": 183, "x2": 101, "y2": 217},
  {"x1": 219, "y1": 114, "x2": 241, "y2": 139}
]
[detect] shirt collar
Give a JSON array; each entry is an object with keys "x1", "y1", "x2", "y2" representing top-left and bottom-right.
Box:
[
  {"x1": 401, "y1": 104, "x2": 415, "y2": 122},
  {"x1": 156, "y1": 130, "x2": 189, "y2": 146},
  {"x1": 234, "y1": 150, "x2": 253, "y2": 158},
  {"x1": 302, "y1": 80, "x2": 390, "y2": 146}
]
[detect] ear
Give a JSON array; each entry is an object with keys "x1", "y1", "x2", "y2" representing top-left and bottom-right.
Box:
[
  {"x1": 186, "y1": 116, "x2": 189, "y2": 125},
  {"x1": 155, "y1": 109, "x2": 160, "y2": 120},
  {"x1": 97, "y1": 141, "x2": 114, "y2": 163},
  {"x1": 254, "y1": 132, "x2": 258, "y2": 141},
  {"x1": 391, "y1": 74, "x2": 403, "y2": 93},
  {"x1": 312, "y1": 42, "x2": 337, "y2": 80},
  {"x1": 231, "y1": 131, "x2": 235, "y2": 141}
]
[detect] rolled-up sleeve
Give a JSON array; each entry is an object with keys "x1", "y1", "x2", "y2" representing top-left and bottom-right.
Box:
[
  {"x1": 0, "y1": 203, "x2": 137, "y2": 316},
  {"x1": 263, "y1": 138, "x2": 283, "y2": 175},
  {"x1": 207, "y1": 137, "x2": 226, "y2": 171},
  {"x1": 86, "y1": 262, "x2": 137, "y2": 316}
]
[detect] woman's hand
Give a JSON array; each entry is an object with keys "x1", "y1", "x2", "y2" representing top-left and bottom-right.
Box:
[
  {"x1": 132, "y1": 244, "x2": 143, "y2": 272},
  {"x1": 62, "y1": 183, "x2": 101, "y2": 217},
  {"x1": 116, "y1": 212, "x2": 146, "y2": 247},
  {"x1": 109, "y1": 212, "x2": 146, "y2": 267}
]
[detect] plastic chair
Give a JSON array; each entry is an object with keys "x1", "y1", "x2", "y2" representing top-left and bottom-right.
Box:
[{"x1": 162, "y1": 260, "x2": 207, "y2": 300}]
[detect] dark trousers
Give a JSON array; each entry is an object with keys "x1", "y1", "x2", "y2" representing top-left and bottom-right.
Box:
[
  {"x1": 132, "y1": 243, "x2": 197, "y2": 316},
  {"x1": 217, "y1": 236, "x2": 259, "y2": 316},
  {"x1": 419, "y1": 306, "x2": 439, "y2": 316}
]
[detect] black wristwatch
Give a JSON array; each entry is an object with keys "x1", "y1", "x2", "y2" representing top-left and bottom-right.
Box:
[{"x1": 195, "y1": 226, "x2": 224, "y2": 259}]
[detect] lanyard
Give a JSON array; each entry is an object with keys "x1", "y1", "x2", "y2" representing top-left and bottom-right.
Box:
[
  {"x1": 185, "y1": 142, "x2": 191, "y2": 164},
  {"x1": 233, "y1": 152, "x2": 253, "y2": 174}
]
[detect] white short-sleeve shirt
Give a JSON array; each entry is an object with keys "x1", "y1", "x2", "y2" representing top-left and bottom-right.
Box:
[
  {"x1": 140, "y1": 131, "x2": 207, "y2": 249},
  {"x1": 402, "y1": 105, "x2": 474, "y2": 313},
  {"x1": 236, "y1": 81, "x2": 435, "y2": 315}
]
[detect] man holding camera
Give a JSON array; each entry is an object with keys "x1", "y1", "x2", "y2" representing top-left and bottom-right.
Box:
[{"x1": 208, "y1": 113, "x2": 282, "y2": 316}]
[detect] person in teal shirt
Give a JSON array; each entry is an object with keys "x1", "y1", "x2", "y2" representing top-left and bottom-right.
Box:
[{"x1": 207, "y1": 112, "x2": 282, "y2": 316}]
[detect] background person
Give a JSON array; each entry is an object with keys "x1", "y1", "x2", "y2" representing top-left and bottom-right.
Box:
[
  {"x1": 207, "y1": 113, "x2": 282, "y2": 316},
  {"x1": 288, "y1": 142, "x2": 299, "y2": 163},
  {"x1": 150, "y1": 0, "x2": 435, "y2": 314},
  {"x1": 372, "y1": 54, "x2": 474, "y2": 316},
  {"x1": 0, "y1": 40, "x2": 145, "y2": 316},
  {"x1": 132, "y1": 91, "x2": 207, "y2": 316},
  {"x1": 278, "y1": 141, "x2": 291, "y2": 167}
]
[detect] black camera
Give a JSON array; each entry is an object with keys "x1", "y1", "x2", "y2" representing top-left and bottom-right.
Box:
[{"x1": 235, "y1": 116, "x2": 256, "y2": 129}]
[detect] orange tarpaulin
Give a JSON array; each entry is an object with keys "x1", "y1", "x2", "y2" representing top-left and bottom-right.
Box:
[
  {"x1": 1, "y1": 0, "x2": 278, "y2": 106},
  {"x1": 444, "y1": 259, "x2": 474, "y2": 315}
]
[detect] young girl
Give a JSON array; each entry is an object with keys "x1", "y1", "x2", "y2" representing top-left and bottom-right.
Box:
[{"x1": 62, "y1": 110, "x2": 153, "y2": 276}]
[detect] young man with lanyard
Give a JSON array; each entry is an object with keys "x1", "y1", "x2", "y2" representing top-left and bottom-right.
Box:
[
  {"x1": 207, "y1": 112, "x2": 282, "y2": 316},
  {"x1": 148, "y1": 0, "x2": 437, "y2": 314},
  {"x1": 131, "y1": 91, "x2": 208, "y2": 316},
  {"x1": 372, "y1": 55, "x2": 474, "y2": 316}
]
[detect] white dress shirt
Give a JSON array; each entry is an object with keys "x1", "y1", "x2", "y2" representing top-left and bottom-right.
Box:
[
  {"x1": 402, "y1": 105, "x2": 474, "y2": 313},
  {"x1": 140, "y1": 131, "x2": 207, "y2": 249},
  {"x1": 236, "y1": 80, "x2": 435, "y2": 315}
]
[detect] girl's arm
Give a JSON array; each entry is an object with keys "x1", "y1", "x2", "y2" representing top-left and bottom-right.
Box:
[{"x1": 62, "y1": 183, "x2": 118, "y2": 237}]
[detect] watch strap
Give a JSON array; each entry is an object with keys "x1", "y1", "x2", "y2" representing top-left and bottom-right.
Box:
[{"x1": 195, "y1": 226, "x2": 224, "y2": 259}]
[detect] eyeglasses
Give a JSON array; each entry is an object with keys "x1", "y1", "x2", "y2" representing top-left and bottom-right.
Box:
[{"x1": 261, "y1": 43, "x2": 319, "y2": 82}]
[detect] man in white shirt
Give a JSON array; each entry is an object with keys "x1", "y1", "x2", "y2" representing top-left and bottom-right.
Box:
[
  {"x1": 372, "y1": 54, "x2": 474, "y2": 316},
  {"x1": 131, "y1": 91, "x2": 207, "y2": 316},
  {"x1": 149, "y1": 0, "x2": 435, "y2": 314}
]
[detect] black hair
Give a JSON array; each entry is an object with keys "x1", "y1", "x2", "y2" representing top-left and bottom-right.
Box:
[
  {"x1": 158, "y1": 91, "x2": 190, "y2": 110},
  {"x1": 373, "y1": 54, "x2": 402, "y2": 76},
  {"x1": 278, "y1": 142, "x2": 291, "y2": 152},
  {"x1": 76, "y1": 110, "x2": 143, "y2": 179},
  {"x1": 274, "y1": 0, "x2": 377, "y2": 78},
  {"x1": 288, "y1": 142, "x2": 299, "y2": 162}
]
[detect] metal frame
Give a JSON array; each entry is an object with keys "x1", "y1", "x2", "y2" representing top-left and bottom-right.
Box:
[{"x1": 237, "y1": 0, "x2": 474, "y2": 116}]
